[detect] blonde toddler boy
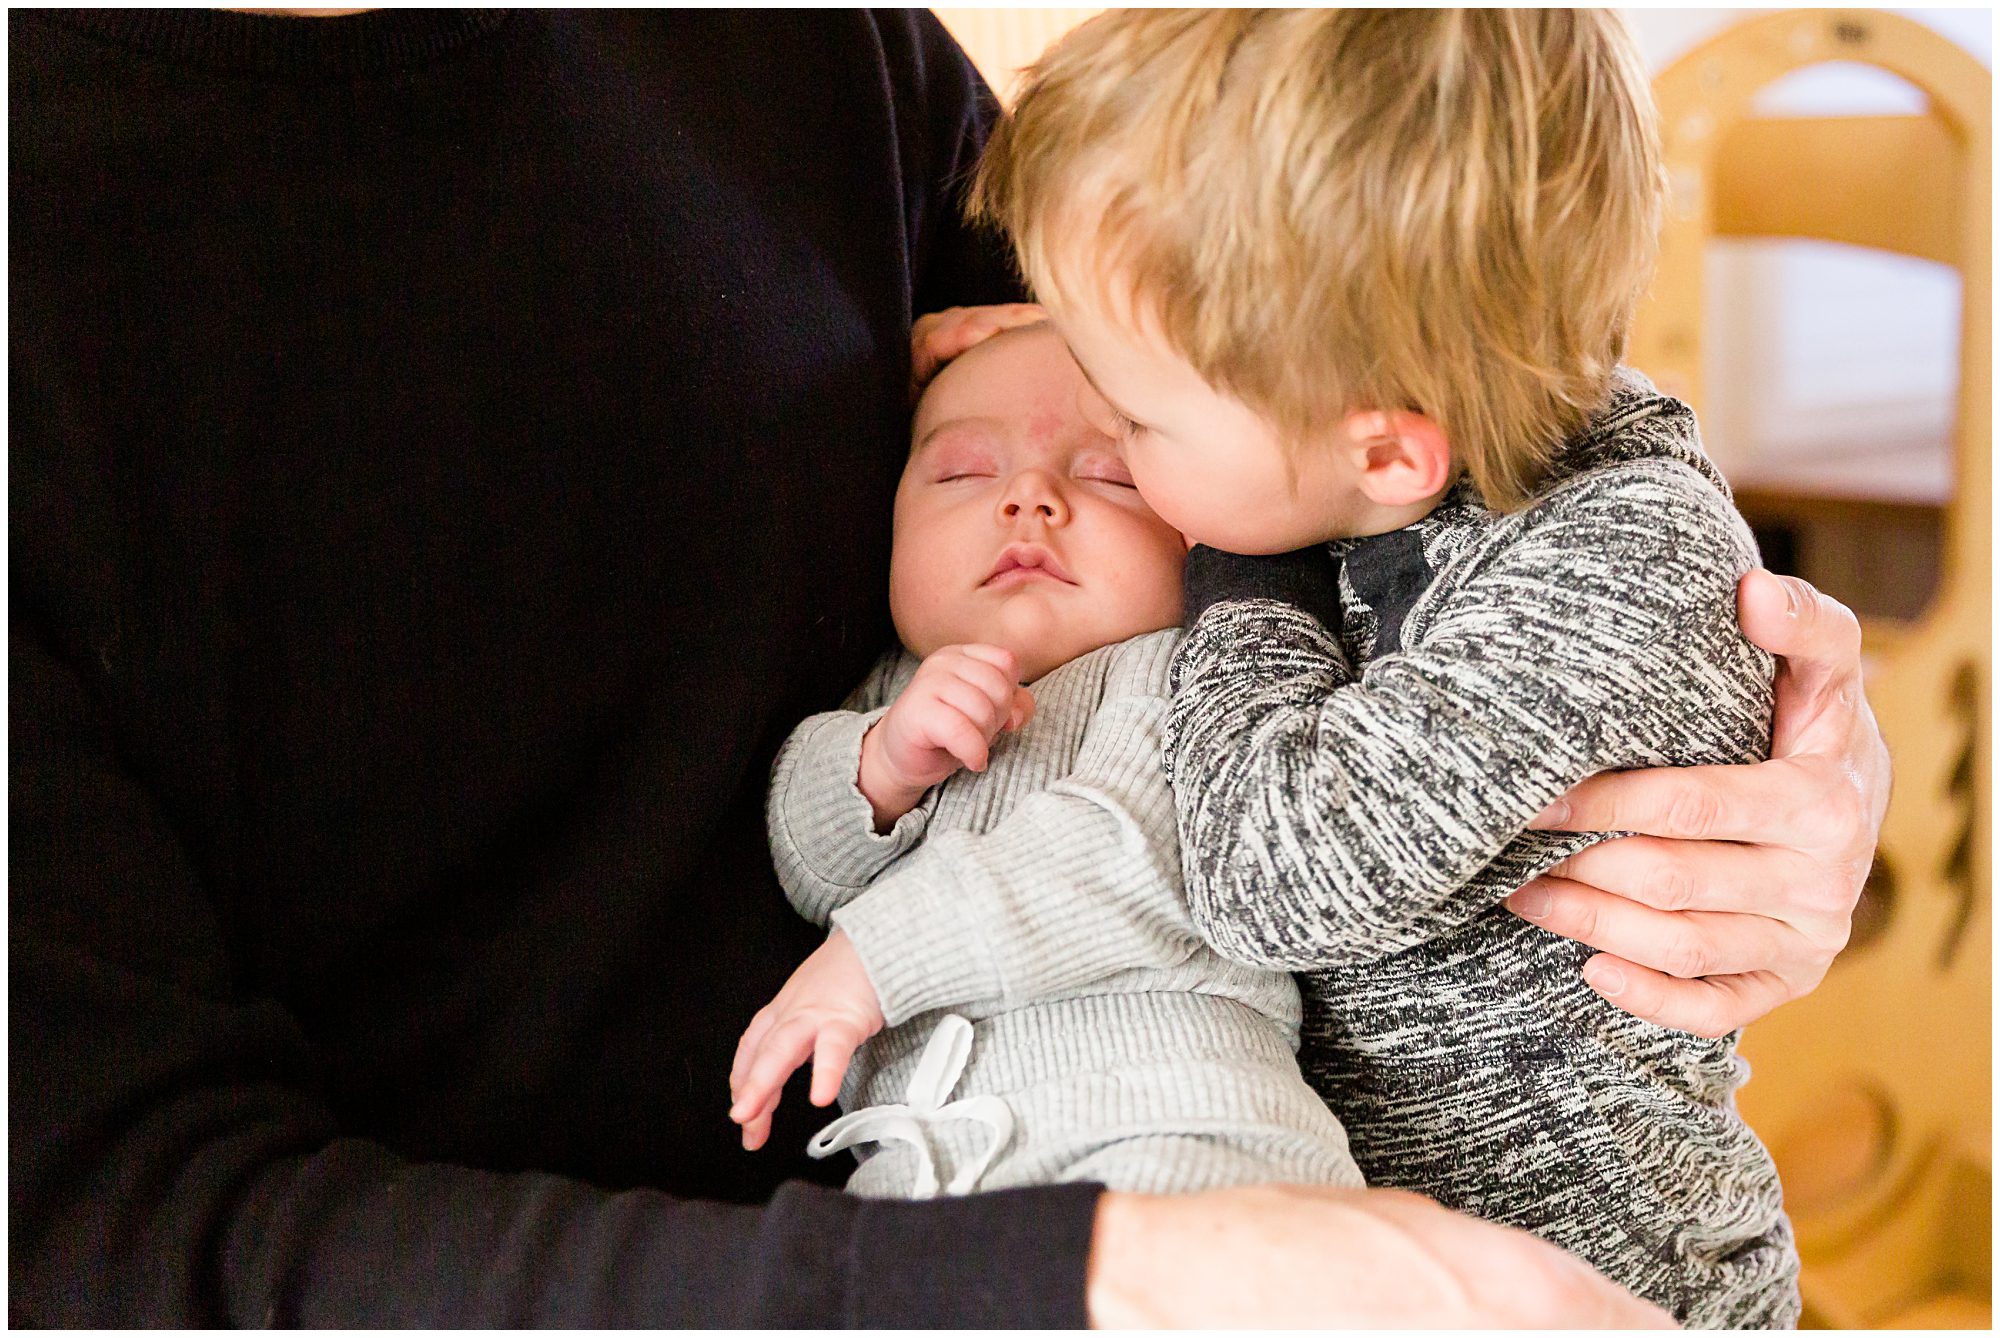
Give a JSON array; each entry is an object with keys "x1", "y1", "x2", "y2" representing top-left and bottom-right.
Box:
[{"x1": 974, "y1": 9, "x2": 1798, "y2": 1327}]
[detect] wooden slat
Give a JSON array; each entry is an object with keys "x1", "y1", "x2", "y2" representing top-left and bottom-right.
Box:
[{"x1": 1712, "y1": 115, "x2": 1961, "y2": 265}]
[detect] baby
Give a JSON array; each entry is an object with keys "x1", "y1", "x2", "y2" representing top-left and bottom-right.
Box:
[
  {"x1": 971, "y1": 9, "x2": 1798, "y2": 1329},
  {"x1": 728, "y1": 319, "x2": 1362, "y2": 1198}
]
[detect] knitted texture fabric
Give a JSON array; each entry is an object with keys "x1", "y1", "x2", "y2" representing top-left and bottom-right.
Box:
[
  {"x1": 1165, "y1": 371, "x2": 1801, "y2": 1328},
  {"x1": 768, "y1": 630, "x2": 1363, "y2": 1197}
]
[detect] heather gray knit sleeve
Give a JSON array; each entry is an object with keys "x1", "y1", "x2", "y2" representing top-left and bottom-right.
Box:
[
  {"x1": 1167, "y1": 458, "x2": 1774, "y2": 971},
  {"x1": 830, "y1": 633, "x2": 1203, "y2": 1027},
  {"x1": 767, "y1": 651, "x2": 933, "y2": 926}
]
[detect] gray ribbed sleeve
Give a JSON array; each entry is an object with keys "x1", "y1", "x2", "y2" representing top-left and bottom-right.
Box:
[
  {"x1": 1166, "y1": 457, "x2": 1774, "y2": 971},
  {"x1": 774, "y1": 632, "x2": 1202, "y2": 1027},
  {"x1": 766, "y1": 629, "x2": 1362, "y2": 1198},
  {"x1": 767, "y1": 704, "x2": 934, "y2": 926}
]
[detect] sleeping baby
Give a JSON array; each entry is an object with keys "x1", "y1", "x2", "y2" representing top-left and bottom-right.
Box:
[{"x1": 727, "y1": 320, "x2": 1362, "y2": 1198}]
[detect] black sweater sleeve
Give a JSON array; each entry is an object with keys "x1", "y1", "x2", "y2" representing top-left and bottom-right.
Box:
[
  {"x1": 13, "y1": 618, "x2": 1101, "y2": 1327},
  {"x1": 10, "y1": 9, "x2": 1095, "y2": 1326}
]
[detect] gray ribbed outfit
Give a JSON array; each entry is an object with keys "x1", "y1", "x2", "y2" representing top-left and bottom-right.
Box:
[
  {"x1": 766, "y1": 629, "x2": 1364, "y2": 1198},
  {"x1": 1165, "y1": 371, "x2": 1801, "y2": 1328}
]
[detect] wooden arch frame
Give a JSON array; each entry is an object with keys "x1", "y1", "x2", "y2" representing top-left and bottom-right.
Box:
[{"x1": 1631, "y1": 11, "x2": 1990, "y2": 1328}]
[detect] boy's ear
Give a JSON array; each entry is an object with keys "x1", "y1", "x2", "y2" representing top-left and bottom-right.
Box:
[{"x1": 1342, "y1": 410, "x2": 1453, "y2": 507}]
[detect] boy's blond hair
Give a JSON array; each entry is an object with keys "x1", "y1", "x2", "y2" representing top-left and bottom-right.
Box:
[{"x1": 971, "y1": 9, "x2": 1667, "y2": 510}]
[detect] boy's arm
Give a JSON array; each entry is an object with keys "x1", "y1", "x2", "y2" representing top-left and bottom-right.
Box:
[
  {"x1": 766, "y1": 654, "x2": 935, "y2": 926},
  {"x1": 830, "y1": 633, "x2": 1205, "y2": 1026},
  {"x1": 1168, "y1": 461, "x2": 1775, "y2": 971}
]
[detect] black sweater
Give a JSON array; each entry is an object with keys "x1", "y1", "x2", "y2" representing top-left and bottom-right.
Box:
[{"x1": 10, "y1": 9, "x2": 1100, "y2": 1326}]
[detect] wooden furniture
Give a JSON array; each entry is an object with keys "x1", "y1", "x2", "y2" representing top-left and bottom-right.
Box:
[{"x1": 1630, "y1": 11, "x2": 1991, "y2": 1328}]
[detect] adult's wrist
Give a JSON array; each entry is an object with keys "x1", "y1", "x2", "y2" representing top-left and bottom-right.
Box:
[{"x1": 1084, "y1": 1191, "x2": 1159, "y2": 1327}]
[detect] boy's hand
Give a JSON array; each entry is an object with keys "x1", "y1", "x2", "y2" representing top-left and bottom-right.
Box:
[
  {"x1": 729, "y1": 929, "x2": 885, "y2": 1152},
  {"x1": 1508, "y1": 569, "x2": 1888, "y2": 1036},
  {"x1": 858, "y1": 644, "x2": 1036, "y2": 829},
  {"x1": 911, "y1": 303, "x2": 1048, "y2": 398}
]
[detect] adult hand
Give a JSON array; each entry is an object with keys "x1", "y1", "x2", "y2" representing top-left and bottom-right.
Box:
[
  {"x1": 1505, "y1": 569, "x2": 1889, "y2": 1037},
  {"x1": 911, "y1": 302, "x2": 1048, "y2": 397},
  {"x1": 1087, "y1": 1184, "x2": 1676, "y2": 1328}
]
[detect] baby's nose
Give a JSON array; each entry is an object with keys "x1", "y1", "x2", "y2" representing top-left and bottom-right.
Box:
[{"x1": 998, "y1": 471, "x2": 1070, "y2": 525}]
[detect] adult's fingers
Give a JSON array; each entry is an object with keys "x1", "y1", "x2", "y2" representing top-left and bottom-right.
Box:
[
  {"x1": 1536, "y1": 837, "x2": 1817, "y2": 919},
  {"x1": 1529, "y1": 756, "x2": 1853, "y2": 849},
  {"x1": 1574, "y1": 952, "x2": 1795, "y2": 1039},
  {"x1": 911, "y1": 304, "x2": 1048, "y2": 390},
  {"x1": 1504, "y1": 875, "x2": 1806, "y2": 980},
  {"x1": 1735, "y1": 568, "x2": 1862, "y2": 683}
]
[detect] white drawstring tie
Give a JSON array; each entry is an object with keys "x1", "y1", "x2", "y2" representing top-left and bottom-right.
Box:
[{"x1": 807, "y1": 1014, "x2": 1014, "y2": 1198}]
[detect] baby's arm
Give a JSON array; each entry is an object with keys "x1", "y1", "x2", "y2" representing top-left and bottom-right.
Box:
[
  {"x1": 1168, "y1": 460, "x2": 1774, "y2": 971},
  {"x1": 767, "y1": 647, "x2": 1031, "y2": 924},
  {"x1": 740, "y1": 645, "x2": 1032, "y2": 1147},
  {"x1": 830, "y1": 634, "x2": 1202, "y2": 1027},
  {"x1": 734, "y1": 634, "x2": 1208, "y2": 1140}
]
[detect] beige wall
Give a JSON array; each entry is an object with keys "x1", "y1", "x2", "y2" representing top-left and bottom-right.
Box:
[{"x1": 932, "y1": 8, "x2": 1100, "y2": 104}]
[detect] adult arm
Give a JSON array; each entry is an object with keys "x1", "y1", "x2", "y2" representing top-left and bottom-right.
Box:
[
  {"x1": 1087, "y1": 1186, "x2": 1676, "y2": 1328},
  {"x1": 10, "y1": 13, "x2": 1097, "y2": 1325},
  {"x1": 1504, "y1": 567, "x2": 1888, "y2": 1035},
  {"x1": 1166, "y1": 460, "x2": 1771, "y2": 971},
  {"x1": 8, "y1": 622, "x2": 1109, "y2": 1328},
  {"x1": 888, "y1": 12, "x2": 1030, "y2": 320}
]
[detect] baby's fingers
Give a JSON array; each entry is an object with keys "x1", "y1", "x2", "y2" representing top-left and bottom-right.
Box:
[
  {"x1": 740, "y1": 1102, "x2": 778, "y2": 1152},
  {"x1": 730, "y1": 1018, "x2": 815, "y2": 1125},
  {"x1": 932, "y1": 705, "x2": 994, "y2": 773},
  {"x1": 935, "y1": 676, "x2": 1010, "y2": 739},
  {"x1": 730, "y1": 1006, "x2": 776, "y2": 1097},
  {"x1": 952, "y1": 643, "x2": 1021, "y2": 682},
  {"x1": 1007, "y1": 686, "x2": 1036, "y2": 732},
  {"x1": 810, "y1": 1022, "x2": 866, "y2": 1107}
]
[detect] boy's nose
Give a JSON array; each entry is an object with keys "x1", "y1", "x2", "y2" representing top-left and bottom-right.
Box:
[{"x1": 997, "y1": 470, "x2": 1070, "y2": 527}]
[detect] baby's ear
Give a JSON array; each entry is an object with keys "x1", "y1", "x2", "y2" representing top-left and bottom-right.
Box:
[{"x1": 1343, "y1": 410, "x2": 1452, "y2": 507}]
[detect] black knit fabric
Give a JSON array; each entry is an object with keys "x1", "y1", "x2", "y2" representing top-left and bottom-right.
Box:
[
  {"x1": 10, "y1": 8, "x2": 1102, "y2": 1326},
  {"x1": 1182, "y1": 542, "x2": 1345, "y2": 634}
]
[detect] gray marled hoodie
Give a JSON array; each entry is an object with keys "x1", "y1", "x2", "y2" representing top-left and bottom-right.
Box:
[{"x1": 1164, "y1": 370, "x2": 1801, "y2": 1328}]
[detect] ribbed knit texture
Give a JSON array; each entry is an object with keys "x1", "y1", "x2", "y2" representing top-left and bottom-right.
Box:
[
  {"x1": 768, "y1": 629, "x2": 1362, "y2": 1196},
  {"x1": 11, "y1": 9, "x2": 1111, "y2": 1325},
  {"x1": 1165, "y1": 371, "x2": 1801, "y2": 1328}
]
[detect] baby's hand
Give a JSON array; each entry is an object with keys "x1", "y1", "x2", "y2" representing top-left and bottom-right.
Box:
[
  {"x1": 858, "y1": 644, "x2": 1035, "y2": 828},
  {"x1": 729, "y1": 929, "x2": 885, "y2": 1151}
]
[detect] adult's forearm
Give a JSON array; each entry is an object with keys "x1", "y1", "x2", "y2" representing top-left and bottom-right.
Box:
[{"x1": 1086, "y1": 1185, "x2": 1676, "y2": 1328}]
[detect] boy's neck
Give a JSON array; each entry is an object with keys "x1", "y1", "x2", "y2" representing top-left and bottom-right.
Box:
[{"x1": 1321, "y1": 479, "x2": 1456, "y2": 544}]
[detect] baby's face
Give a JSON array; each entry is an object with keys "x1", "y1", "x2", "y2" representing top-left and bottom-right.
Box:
[{"x1": 891, "y1": 322, "x2": 1186, "y2": 684}]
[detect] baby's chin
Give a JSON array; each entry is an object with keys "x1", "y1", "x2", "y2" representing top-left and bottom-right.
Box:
[{"x1": 910, "y1": 597, "x2": 1163, "y2": 685}]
